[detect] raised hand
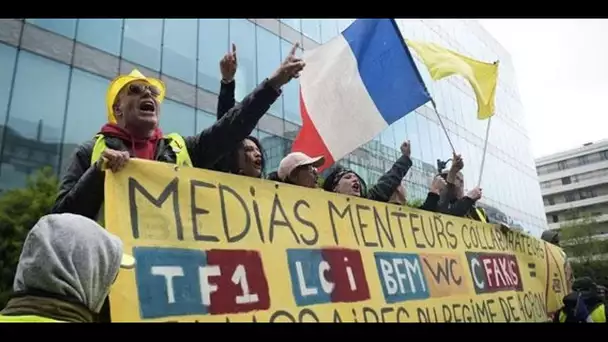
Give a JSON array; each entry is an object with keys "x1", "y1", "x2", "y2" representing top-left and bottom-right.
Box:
[
  {"x1": 430, "y1": 175, "x2": 447, "y2": 195},
  {"x1": 446, "y1": 153, "x2": 464, "y2": 185},
  {"x1": 467, "y1": 187, "x2": 483, "y2": 201},
  {"x1": 451, "y1": 153, "x2": 464, "y2": 173},
  {"x1": 268, "y1": 42, "x2": 306, "y2": 90},
  {"x1": 400, "y1": 140, "x2": 411, "y2": 157},
  {"x1": 220, "y1": 43, "x2": 237, "y2": 82}
]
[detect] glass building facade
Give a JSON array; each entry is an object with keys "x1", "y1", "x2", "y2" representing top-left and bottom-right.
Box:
[{"x1": 0, "y1": 18, "x2": 546, "y2": 236}]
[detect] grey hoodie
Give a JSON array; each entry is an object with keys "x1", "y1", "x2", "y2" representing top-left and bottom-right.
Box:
[{"x1": 12, "y1": 213, "x2": 124, "y2": 314}]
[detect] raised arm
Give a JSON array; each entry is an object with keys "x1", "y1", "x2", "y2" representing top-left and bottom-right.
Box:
[
  {"x1": 367, "y1": 141, "x2": 413, "y2": 202},
  {"x1": 185, "y1": 42, "x2": 305, "y2": 169},
  {"x1": 217, "y1": 43, "x2": 237, "y2": 120},
  {"x1": 417, "y1": 175, "x2": 446, "y2": 212}
]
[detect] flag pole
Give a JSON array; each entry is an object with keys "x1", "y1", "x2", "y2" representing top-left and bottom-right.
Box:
[
  {"x1": 477, "y1": 117, "x2": 492, "y2": 188},
  {"x1": 430, "y1": 99, "x2": 456, "y2": 154}
]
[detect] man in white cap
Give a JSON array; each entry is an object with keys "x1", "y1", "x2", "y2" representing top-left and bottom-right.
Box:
[
  {"x1": 0, "y1": 213, "x2": 135, "y2": 323},
  {"x1": 277, "y1": 152, "x2": 325, "y2": 188}
]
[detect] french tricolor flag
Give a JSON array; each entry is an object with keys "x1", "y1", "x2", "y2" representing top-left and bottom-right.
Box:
[{"x1": 292, "y1": 19, "x2": 432, "y2": 171}]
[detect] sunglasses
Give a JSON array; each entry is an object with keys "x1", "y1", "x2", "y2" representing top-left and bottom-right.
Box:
[{"x1": 127, "y1": 83, "x2": 161, "y2": 97}]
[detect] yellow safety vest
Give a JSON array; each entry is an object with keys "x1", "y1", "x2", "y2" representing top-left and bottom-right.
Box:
[
  {"x1": 558, "y1": 303, "x2": 607, "y2": 323},
  {"x1": 90, "y1": 132, "x2": 193, "y2": 167},
  {"x1": 475, "y1": 207, "x2": 487, "y2": 223},
  {"x1": 0, "y1": 314, "x2": 63, "y2": 323},
  {"x1": 466, "y1": 207, "x2": 487, "y2": 224},
  {"x1": 89, "y1": 133, "x2": 192, "y2": 226}
]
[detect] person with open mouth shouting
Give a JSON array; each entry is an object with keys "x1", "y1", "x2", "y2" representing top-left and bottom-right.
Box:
[
  {"x1": 323, "y1": 140, "x2": 413, "y2": 203},
  {"x1": 51, "y1": 42, "x2": 305, "y2": 222}
]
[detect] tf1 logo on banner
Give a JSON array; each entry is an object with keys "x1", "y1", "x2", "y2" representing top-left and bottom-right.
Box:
[{"x1": 133, "y1": 247, "x2": 271, "y2": 319}]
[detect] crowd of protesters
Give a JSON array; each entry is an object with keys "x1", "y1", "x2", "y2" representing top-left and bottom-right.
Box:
[
  {"x1": 46, "y1": 42, "x2": 488, "y2": 226},
  {"x1": 0, "y1": 43, "x2": 602, "y2": 323}
]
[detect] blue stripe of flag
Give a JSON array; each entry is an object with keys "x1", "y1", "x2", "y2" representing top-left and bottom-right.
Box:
[{"x1": 342, "y1": 18, "x2": 431, "y2": 125}]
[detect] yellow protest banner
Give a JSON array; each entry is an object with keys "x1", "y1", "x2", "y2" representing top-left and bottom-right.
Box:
[{"x1": 105, "y1": 159, "x2": 569, "y2": 323}]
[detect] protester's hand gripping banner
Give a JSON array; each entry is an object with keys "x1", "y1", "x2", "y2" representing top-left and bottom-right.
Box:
[{"x1": 105, "y1": 159, "x2": 568, "y2": 322}]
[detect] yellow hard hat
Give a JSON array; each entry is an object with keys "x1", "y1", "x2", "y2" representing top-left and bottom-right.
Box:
[{"x1": 105, "y1": 69, "x2": 166, "y2": 124}]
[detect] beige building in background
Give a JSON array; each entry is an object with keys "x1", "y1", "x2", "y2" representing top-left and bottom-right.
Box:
[{"x1": 536, "y1": 140, "x2": 608, "y2": 238}]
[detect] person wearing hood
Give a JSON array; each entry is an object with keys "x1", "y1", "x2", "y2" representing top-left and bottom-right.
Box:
[
  {"x1": 212, "y1": 43, "x2": 266, "y2": 179},
  {"x1": 0, "y1": 213, "x2": 135, "y2": 323},
  {"x1": 322, "y1": 140, "x2": 412, "y2": 203},
  {"x1": 553, "y1": 277, "x2": 607, "y2": 323},
  {"x1": 51, "y1": 42, "x2": 305, "y2": 220}
]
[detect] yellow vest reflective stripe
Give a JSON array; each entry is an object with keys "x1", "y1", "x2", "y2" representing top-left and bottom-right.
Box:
[
  {"x1": 89, "y1": 133, "x2": 192, "y2": 227},
  {"x1": 0, "y1": 314, "x2": 63, "y2": 322},
  {"x1": 590, "y1": 304, "x2": 606, "y2": 322},
  {"x1": 558, "y1": 304, "x2": 607, "y2": 323},
  {"x1": 475, "y1": 208, "x2": 487, "y2": 223},
  {"x1": 469, "y1": 207, "x2": 487, "y2": 224},
  {"x1": 90, "y1": 132, "x2": 193, "y2": 167}
]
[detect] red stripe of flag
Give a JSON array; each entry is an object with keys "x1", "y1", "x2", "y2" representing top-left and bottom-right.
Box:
[{"x1": 291, "y1": 88, "x2": 334, "y2": 172}]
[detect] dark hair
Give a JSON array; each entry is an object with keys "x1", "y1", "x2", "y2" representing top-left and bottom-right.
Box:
[
  {"x1": 541, "y1": 230, "x2": 560, "y2": 246},
  {"x1": 267, "y1": 170, "x2": 297, "y2": 185},
  {"x1": 267, "y1": 171, "x2": 281, "y2": 181},
  {"x1": 572, "y1": 277, "x2": 596, "y2": 292},
  {"x1": 215, "y1": 136, "x2": 266, "y2": 178},
  {"x1": 322, "y1": 167, "x2": 368, "y2": 197}
]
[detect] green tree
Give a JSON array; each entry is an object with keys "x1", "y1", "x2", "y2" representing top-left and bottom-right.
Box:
[
  {"x1": 560, "y1": 213, "x2": 608, "y2": 262},
  {"x1": 559, "y1": 213, "x2": 608, "y2": 286},
  {"x1": 0, "y1": 167, "x2": 58, "y2": 308},
  {"x1": 570, "y1": 261, "x2": 608, "y2": 287},
  {"x1": 407, "y1": 198, "x2": 425, "y2": 208},
  {"x1": 316, "y1": 176, "x2": 325, "y2": 188}
]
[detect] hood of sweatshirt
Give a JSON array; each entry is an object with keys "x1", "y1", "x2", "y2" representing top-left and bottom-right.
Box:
[{"x1": 13, "y1": 213, "x2": 125, "y2": 313}]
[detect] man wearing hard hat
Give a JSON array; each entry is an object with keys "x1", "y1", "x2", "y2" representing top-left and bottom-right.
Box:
[{"x1": 51, "y1": 43, "x2": 305, "y2": 220}]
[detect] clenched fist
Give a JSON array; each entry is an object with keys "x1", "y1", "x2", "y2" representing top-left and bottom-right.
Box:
[
  {"x1": 451, "y1": 153, "x2": 464, "y2": 173},
  {"x1": 220, "y1": 43, "x2": 237, "y2": 82},
  {"x1": 97, "y1": 148, "x2": 130, "y2": 173},
  {"x1": 400, "y1": 140, "x2": 411, "y2": 158},
  {"x1": 430, "y1": 176, "x2": 447, "y2": 195},
  {"x1": 467, "y1": 187, "x2": 482, "y2": 201}
]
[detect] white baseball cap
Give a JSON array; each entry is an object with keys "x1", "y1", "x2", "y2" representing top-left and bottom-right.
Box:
[{"x1": 277, "y1": 152, "x2": 325, "y2": 181}]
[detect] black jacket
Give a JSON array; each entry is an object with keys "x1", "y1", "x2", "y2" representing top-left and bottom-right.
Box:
[
  {"x1": 437, "y1": 182, "x2": 480, "y2": 219},
  {"x1": 51, "y1": 80, "x2": 281, "y2": 220},
  {"x1": 418, "y1": 192, "x2": 440, "y2": 212},
  {"x1": 217, "y1": 79, "x2": 236, "y2": 121},
  {"x1": 553, "y1": 291, "x2": 607, "y2": 323},
  {"x1": 212, "y1": 80, "x2": 243, "y2": 174},
  {"x1": 367, "y1": 155, "x2": 413, "y2": 203}
]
